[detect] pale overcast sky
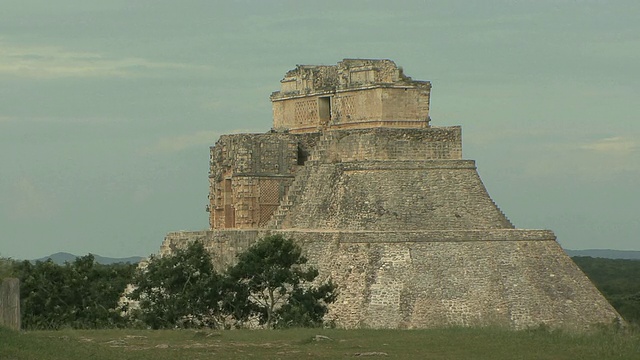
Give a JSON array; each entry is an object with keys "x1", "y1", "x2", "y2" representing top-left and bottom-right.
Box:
[{"x1": 1, "y1": 0, "x2": 638, "y2": 259}]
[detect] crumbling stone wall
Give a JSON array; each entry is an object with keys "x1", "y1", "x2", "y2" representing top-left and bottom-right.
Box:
[
  {"x1": 311, "y1": 127, "x2": 462, "y2": 163},
  {"x1": 208, "y1": 132, "x2": 321, "y2": 229},
  {"x1": 208, "y1": 133, "x2": 299, "y2": 229},
  {"x1": 271, "y1": 59, "x2": 431, "y2": 133}
]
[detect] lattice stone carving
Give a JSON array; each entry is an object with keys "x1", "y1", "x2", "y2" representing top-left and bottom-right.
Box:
[
  {"x1": 294, "y1": 99, "x2": 318, "y2": 125},
  {"x1": 258, "y1": 179, "x2": 281, "y2": 226},
  {"x1": 341, "y1": 95, "x2": 356, "y2": 118}
]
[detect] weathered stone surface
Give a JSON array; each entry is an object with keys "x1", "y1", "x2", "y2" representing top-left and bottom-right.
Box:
[
  {"x1": 162, "y1": 59, "x2": 622, "y2": 330},
  {"x1": 0, "y1": 278, "x2": 21, "y2": 331},
  {"x1": 279, "y1": 160, "x2": 513, "y2": 230},
  {"x1": 271, "y1": 59, "x2": 431, "y2": 133},
  {"x1": 161, "y1": 229, "x2": 619, "y2": 330}
]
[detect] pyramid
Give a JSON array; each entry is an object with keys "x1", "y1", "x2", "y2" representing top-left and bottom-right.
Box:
[{"x1": 162, "y1": 59, "x2": 621, "y2": 329}]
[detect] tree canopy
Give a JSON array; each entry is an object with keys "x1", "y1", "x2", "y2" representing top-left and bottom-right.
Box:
[
  {"x1": 131, "y1": 236, "x2": 336, "y2": 329},
  {"x1": 130, "y1": 241, "x2": 223, "y2": 329},
  {"x1": 572, "y1": 256, "x2": 640, "y2": 325},
  {"x1": 227, "y1": 235, "x2": 336, "y2": 328}
]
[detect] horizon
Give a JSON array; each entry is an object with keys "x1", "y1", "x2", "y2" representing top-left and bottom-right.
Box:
[{"x1": 2, "y1": 1, "x2": 639, "y2": 259}]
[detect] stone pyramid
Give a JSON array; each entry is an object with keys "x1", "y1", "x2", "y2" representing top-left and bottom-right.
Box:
[{"x1": 162, "y1": 59, "x2": 621, "y2": 329}]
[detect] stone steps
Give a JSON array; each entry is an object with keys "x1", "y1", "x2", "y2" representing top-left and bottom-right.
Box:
[
  {"x1": 266, "y1": 162, "x2": 313, "y2": 229},
  {"x1": 308, "y1": 132, "x2": 335, "y2": 162},
  {"x1": 267, "y1": 133, "x2": 334, "y2": 229},
  {"x1": 491, "y1": 199, "x2": 515, "y2": 228}
]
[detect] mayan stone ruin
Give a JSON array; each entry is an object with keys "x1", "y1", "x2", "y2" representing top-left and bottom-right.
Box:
[{"x1": 161, "y1": 59, "x2": 621, "y2": 329}]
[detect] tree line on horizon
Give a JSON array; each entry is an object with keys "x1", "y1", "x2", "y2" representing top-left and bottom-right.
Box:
[{"x1": 572, "y1": 256, "x2": 640, "y2": 325}]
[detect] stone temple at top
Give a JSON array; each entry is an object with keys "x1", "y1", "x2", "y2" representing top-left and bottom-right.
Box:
[
  {"x1": 163, "y1": 59, "x2": 621, "y2": 330},
  {"x1": 271, "y1": 59, "x2": 431, "y2": 133}
]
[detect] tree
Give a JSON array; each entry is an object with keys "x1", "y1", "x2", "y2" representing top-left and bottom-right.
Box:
[
  {"x1": 573, "y1": 256, "x2": 640, "y2": 325},
  {"x1": 227, "y1": 235, "x2": 336, "y2": 328},
  {"x1": 275, "y1": 281, "x2": 337, "y2": 328},
  {"x1": 13, "y1": 255, "x2": 135, "y2": 329},
  {"x1": 130, "y1": 241, "x2": 223, "y2": 329}
]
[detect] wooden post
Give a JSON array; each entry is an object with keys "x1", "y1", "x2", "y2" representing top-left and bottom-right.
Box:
[{"x1": 0, "y1": 278, "x2": 21, "y2": 331}]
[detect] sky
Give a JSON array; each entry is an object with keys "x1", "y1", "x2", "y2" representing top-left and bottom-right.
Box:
[{"x1": 1, "y1": 0, "x2": 639, "y2": 259}]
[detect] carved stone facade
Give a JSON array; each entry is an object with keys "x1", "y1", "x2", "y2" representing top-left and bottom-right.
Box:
[
  {"x1": 207, "y1": 133, "x2": 301, "y2": 229},
  {"x1": 271, "y1": 59, "x2": 431, "y2": 133},
  {"x1": 166, "y1": 59, "x2": 621, "y2": 329}
]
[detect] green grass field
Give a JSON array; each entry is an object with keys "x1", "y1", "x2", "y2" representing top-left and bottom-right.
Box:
[{"x1": 2, "y1": 326, "x2": 639, "y2": 360}]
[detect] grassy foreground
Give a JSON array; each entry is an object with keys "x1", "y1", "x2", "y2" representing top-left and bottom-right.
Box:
[{"x1": 1, "y1": 326, "x2": 639, "y2": 360}]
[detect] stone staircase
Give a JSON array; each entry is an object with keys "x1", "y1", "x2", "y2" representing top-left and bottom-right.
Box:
[
  {"x1": 490, "y1": 199, "x2": 515, "y2": 228},
  {"x1": 266, "y1": 165, "x2": 313, "y2": 229},
  {"x1": 308, "y1": 131, "x2": 335, "y2": 162},
  {"x1": 266, "y1": 133, "x2": 332, "y2": 229},
  {"x1": 267, "y1": 132, "x2": 338, "y2": 229}
]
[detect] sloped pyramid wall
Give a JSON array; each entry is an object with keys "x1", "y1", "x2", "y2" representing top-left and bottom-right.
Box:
[
  {"x1": 279, "y1": 160, "x2": 513, "y2": 230},
  {"x1": 297, "y1": 231, "x2": 619, "y2": 329}
]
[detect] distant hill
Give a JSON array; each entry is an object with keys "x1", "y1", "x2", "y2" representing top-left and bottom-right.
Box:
[
  {"x1": 33, "y1": 252, "x2": 144, "y2": 265},
  {"x1": 565, "y1": 249, "x2": 640, "y2": 260}
]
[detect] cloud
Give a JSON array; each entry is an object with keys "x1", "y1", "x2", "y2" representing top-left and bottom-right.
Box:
[
  {"x1": 517, "y1": 135, "x2": 640, "y2": 181},
  {"x1": 580, "y1": 136, "x2": 637, "y2": 156},
  {"x1": 7, "y1": 177, "x2": 58, "y2": 221},
  {"x1": 582, "y1": 39, "x2": 640, "y2": 61},
  {"x1": 0, "y1": 114, "x2": 129, "y2": 125},
  {"x1": 0, "y1": 115, "x2": 14, "y2": 123},
  {"x1": 140, "y1": 130, "x2": 222, "y2": 155},
  {"x1": 140, "y1": 128, "x2": 263, "y2": 155},
  {"x1": 132, "y1": 186, "x2": 154, "y2": 204},
  {"x1": 0, "y1": 39, "x2": 210, "y2": 79}
]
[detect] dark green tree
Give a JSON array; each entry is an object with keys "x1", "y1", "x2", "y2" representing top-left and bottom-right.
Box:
[
  {"x1": 572, "y1": 256, "x2": 640, "y2": 325},
  {"x1": 13, "y1": 255, "x2": 135, "y2": 329},
  {"x1": 130, "y1": 241, "x2": 224, "y2": 329},
  {"x1": 275, "y1": 281, "x2": 337, "y2": 328},
  {"x1": 227, "y1": 235, "x2": 336, "y2": 328}
]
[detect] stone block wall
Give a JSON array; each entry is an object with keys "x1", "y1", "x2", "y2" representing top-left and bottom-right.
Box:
[
  {"x1": 337, "y1": 59, "x2": 402, "y2": 87},
  {"x1": 331, "y1": 89, "x2": 382, "y2": 124},
  {"x1": 271, "y1": 96, "x2": 328, "y2": 133},
  {"x1": 272, "y1": 87, "x2": 431, "y2": 133},
  {"x1": 279, "y1": 160, "x2": 512, "y2": 230},
  {"x1": 161, "y1": 229, "x2": 621, "y2": 330},
  {"x1": 0, "y1": 278, "x2": 20, "y2": 331},
  {"x1": 328, "y1": 87, "x2": 430, "y2": 128},
  {"x1": 314, "y1": 127, "x2": 462, "y2": 163},
  {"x1": 380, "y1": 87, "x2": 430, "y2": 121},
  {"x1": 209, "y1": 133, "x2": 299, "y2": 180}
]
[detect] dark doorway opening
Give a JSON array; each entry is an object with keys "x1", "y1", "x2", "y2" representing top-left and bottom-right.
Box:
[
  {"x1": 297, "y1": 145, "x2": 309, "y2": 165},
  {"x1": 318, "y1": 96, "x2": 331, "y2": 125}
]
